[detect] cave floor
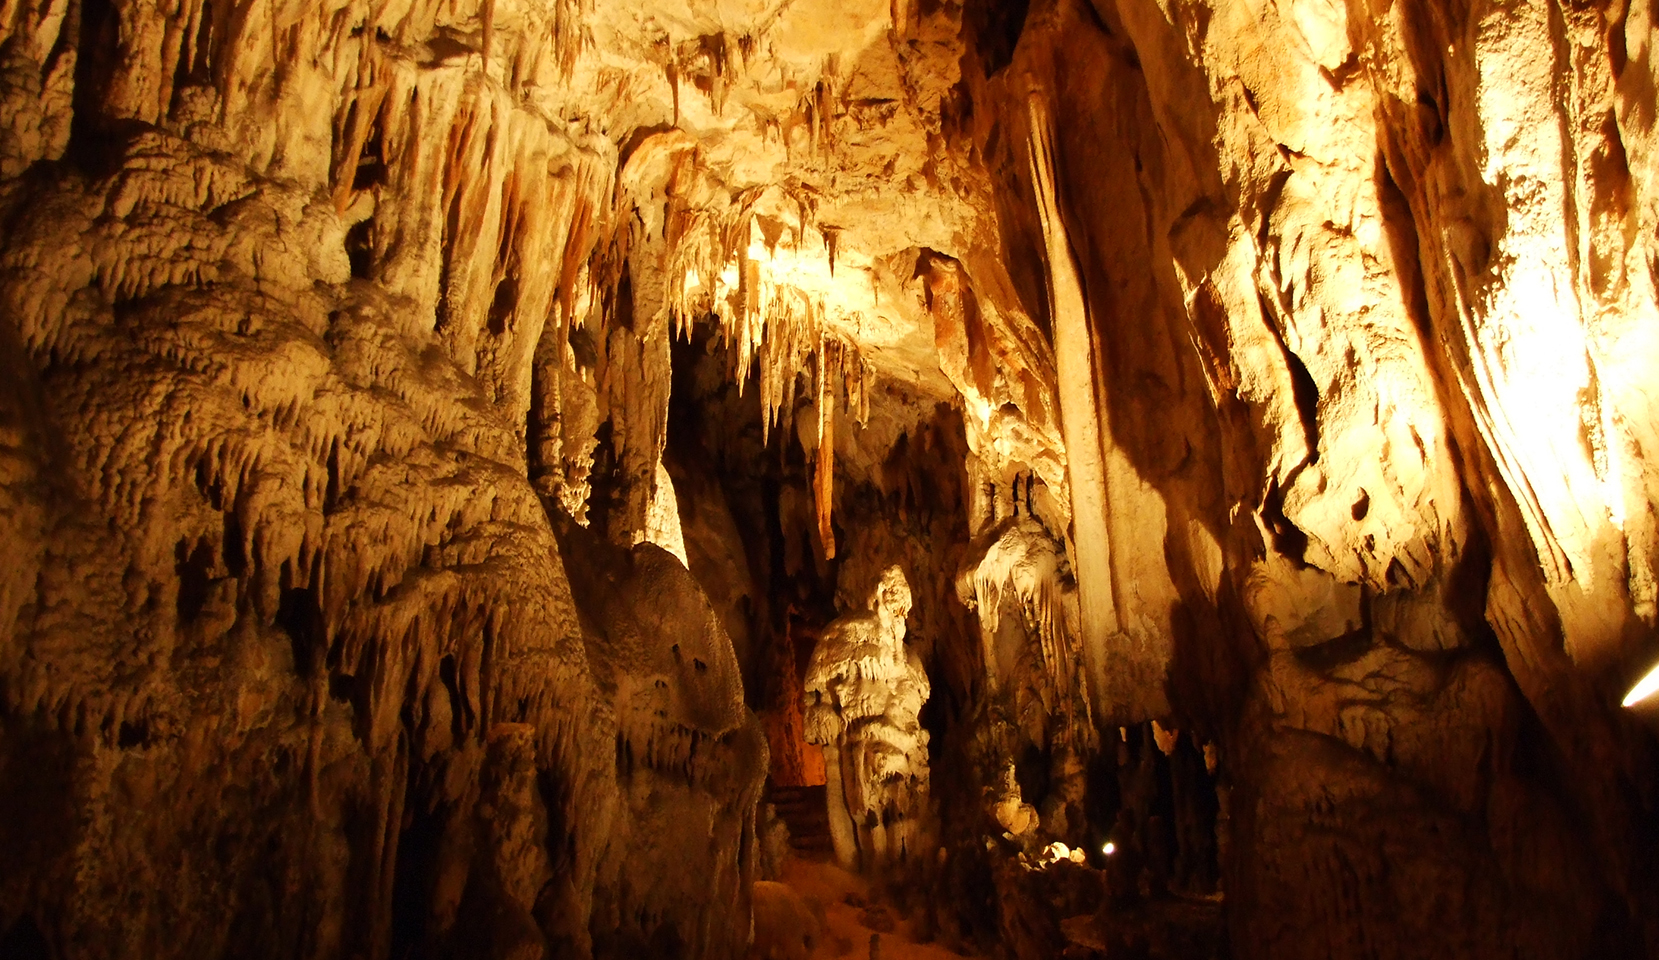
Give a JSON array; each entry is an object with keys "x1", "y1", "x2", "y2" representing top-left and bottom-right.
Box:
[{"x1": 777, "y1": 856, "x2": 983, "y2": 960}]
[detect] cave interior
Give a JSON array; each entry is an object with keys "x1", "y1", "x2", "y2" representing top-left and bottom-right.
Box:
[{"x1": 5, "y1": 0, "x2": 1659, "y2": 957}]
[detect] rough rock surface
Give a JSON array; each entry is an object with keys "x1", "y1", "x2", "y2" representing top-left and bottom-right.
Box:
[
  {"x1": 804, "y1": 565, "x2": 932, "y2": 871},
  {"x1": 3, "y1": 0, "x2": 1659, "y2": 957}
]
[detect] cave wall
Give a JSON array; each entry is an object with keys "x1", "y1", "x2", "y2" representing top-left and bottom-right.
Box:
[
  {"x1": 3, "y1": 0, "x2": 1659, "y2": 957},
  {"x1": 955, "y1": 0, "x2": 1659, "y2": 954},
  {"x1": 0, "y1": 1, "x2": 764, "y2": 956}
]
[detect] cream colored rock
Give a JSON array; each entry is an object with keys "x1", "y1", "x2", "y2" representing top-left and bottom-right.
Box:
[{"x1": 804, "y1": 565, "x2": 932, "y2": 872}]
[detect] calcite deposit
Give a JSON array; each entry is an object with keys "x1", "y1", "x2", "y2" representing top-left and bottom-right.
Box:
[
  {"x1": 3, "y1": 0, "x2": 1659, "y2": 957},
  {"x1": 803, "y1": 565, "x2": 932, "y2": 871}
]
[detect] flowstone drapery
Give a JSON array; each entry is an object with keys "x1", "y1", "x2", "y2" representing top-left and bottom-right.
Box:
[{"x1": 803, "y1": 566, "x2": 932, "y2": 872}]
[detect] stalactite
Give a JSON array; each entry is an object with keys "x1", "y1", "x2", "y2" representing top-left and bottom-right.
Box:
[{"x1": 816, "y1": 339, "x2": 837, "y2": 560}]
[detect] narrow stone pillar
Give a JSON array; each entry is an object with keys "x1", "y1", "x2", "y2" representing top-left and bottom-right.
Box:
[
  {"x1": 822, "y1": 744, "x2": 860, "y2": 869},
  {"x1": 1027, "y1": 94, "x2": 1118, "y2": 712}
]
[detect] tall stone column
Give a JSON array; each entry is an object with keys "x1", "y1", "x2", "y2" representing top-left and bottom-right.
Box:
[{"x1": 821, "y1": 743, "x2": 860, "y2": 870}]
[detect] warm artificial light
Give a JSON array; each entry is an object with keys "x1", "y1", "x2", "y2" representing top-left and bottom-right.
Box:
[
  {"x1": 1623, "y1": 662, "x2": 1659, "y2": 707},
  {"x1": 1102, "y1": 842, "x2": 1116, "y2": 856}
]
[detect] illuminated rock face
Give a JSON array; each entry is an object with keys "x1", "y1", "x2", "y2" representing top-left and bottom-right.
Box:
[
  {"x1": 803, "y1": 565, "x2": 932, "y2": 871},
  {"x1": 3, "y1": 0, "x2": 1659, "y2": 957},
  {"x1": 558, "y1": 532, "x2": 766, "y2": 960}
]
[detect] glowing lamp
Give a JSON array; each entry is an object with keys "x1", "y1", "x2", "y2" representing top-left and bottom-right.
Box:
[
  {"x1": 1102, "y1": 842, "x2": 1116, "y2": 856},
  {"x1": 1623, "y1": 662, "x2": 1659, "y2": 707}
]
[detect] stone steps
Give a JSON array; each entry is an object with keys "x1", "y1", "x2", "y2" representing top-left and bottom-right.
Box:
[{"x1": 767, "y1": 783, "x2": 835, "y2": 857}]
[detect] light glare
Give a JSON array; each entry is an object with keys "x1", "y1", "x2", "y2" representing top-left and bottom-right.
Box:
[
  {"x1": 1102, "y1": 842, "x2": 1116, "y2": 856},
  {"x1": 1623, "y1": 662, "x2": 1659, "y2": 707}
]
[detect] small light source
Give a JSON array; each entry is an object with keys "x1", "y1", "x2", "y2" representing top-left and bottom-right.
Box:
[
  {"x1": 1102, "y1": 842, "x2": 1116, "y2": 856},
  {"x1": 1624, "y1": 662, "x2": 1659, "y2": 707}
]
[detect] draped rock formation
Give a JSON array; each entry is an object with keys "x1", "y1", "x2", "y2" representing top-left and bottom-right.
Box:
[{"x1": 803, "y1": 565, "x2": 932, "y2": 871}]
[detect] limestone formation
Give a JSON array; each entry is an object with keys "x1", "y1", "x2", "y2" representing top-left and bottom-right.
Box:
[
  {"x1": 803, "y1": 565, "x2": 933, "y2": 872},
  {"x1": 4, "y1": 0, "x2": 1659, "y2": 956}
]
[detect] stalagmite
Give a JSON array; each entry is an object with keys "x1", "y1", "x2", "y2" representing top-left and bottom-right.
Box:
[{"x1": 803, "y1": 566, "x2": 931, "y2": 871}]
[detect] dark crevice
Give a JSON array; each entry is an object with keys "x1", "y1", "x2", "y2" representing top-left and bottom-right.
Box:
[
  {"x1": 275, "y1": 581, "x2": 326, "y2": 677},
  {"x1": 346, "y1": 215, "x2": 376, "y2": 280},
  {"x1": 1293, "y1": 625, "x2": 1373, "y2": 672},
  {"x1": 0, "y1": 916, "x2": 53, "y2": 960},
  {"x1": 168, "y1": 0, "x2": 216, "y2": 116},
  {"x1": 353, "y1": 113, "x2": 387, "y2": 191},
  {"x1": 175, "y1": 537, "x2": 215, "y2": 624},
  {"x1": 66, "y1": 0, "x2": 145, "y2": 178},
  {"x1": 488, "y1": 276, "x2": 518, "y2": 336},
  {"x1": 1282, "y1": 347, "x2": 1320, "y2": 467},
  {"x1": 964, "y1": 0, "x2": 1029, "y2": 78},
  {"x1": 117, "y1": 719, "x2": 151, "y2": 749},
  {"x1": 1259, "y1": 476, "x2": 1310, "y2": 563},
  {"x1": 438, "y1": 655, "x2": 465, "y2": 741}
]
